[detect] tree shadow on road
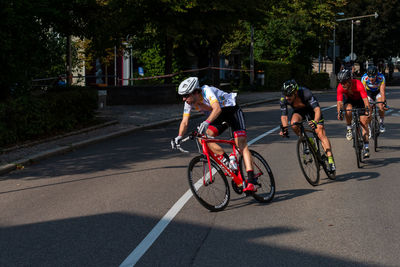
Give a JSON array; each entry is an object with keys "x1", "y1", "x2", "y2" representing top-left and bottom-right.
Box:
[
  {"x1": 0, "y1": 211, "x2": 386, "y2": 267},
  {"x1": 333, "y1": 171, "x2": 380, "y2": 182}
]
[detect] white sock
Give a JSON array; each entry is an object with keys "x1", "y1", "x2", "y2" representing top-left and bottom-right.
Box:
[
  {"x1": 347, "y1": 125, "x2": 352, "y2": 130},
  {"x1": 379, "y1": 118, "x2": 384, "y2": 124}
]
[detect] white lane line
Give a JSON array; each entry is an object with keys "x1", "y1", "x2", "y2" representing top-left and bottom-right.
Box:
[
  {"x1": 322, "y1": 104, "x2": 337, "y2": 111},
  {"x1": 120, "y1": 104, "x2": 338, "y2": 266}
]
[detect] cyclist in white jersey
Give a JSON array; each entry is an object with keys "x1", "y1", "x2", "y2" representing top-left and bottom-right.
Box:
[{"x1": 171, "y1": 77, "x2": 257, "y2": 192}]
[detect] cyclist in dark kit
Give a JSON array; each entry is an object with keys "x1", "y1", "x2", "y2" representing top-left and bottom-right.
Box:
[{"x1": 279, "y1": 79, "x2": 336, "y2": 172}]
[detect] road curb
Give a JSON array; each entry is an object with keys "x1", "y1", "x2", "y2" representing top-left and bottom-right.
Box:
[{"x1": 0, "y1": 97, "x2": 280, "y2": 176}]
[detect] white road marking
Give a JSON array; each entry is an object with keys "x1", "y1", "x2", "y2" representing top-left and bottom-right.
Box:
[
  {"x1": 392, "y1": 112, "x2": 400, "y2": 117},
  {"x1": 119, "y1": 104, "x2": 338, "y2": 266}
]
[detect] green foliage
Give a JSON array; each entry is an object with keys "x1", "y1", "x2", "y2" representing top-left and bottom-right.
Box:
[
  {"x1": 0, "y1": 88, "x2": 97, "y2": 148},
  {"x1": 254, "y1": 60, "x2": 328, "y2": 91},
  {"x1": 0, "y1": 0, "x2": 91, "y2": 100},
  {"x1": 302, "y1": 72, "x2": 331, "y2": 90}
]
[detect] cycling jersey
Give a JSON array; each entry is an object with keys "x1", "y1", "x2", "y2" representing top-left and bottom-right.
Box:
[
  {"x1": 361, "y1": 73, "x2": 385, "y2": 92},
  {"x1": 337, "y1": 79, "x2": 367, "y2": 101},
  {"x1": 280, "y1": 87, "x2": 319, "y2": 116},
  {"x1": 183, "y1": 85, "x2": 237, "y2": 117}
]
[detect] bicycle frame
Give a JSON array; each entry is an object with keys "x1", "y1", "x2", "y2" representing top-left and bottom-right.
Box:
[
  {"x1": 196, "y1": 136, "x2": 246, "y2": 188},
  {"x1": 288, "y1": 116, "x2": 323, "y2": 159},
  {"x1": 342, "y1": 107, "x2": 366, "y2": 167},
  {"x1": 368, "y1": 100, "x2": 385, "y2": 151}
]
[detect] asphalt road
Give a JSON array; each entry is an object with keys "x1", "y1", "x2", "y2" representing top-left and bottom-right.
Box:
[{"x1": 1, "y1": 88, "x2": 399, "y2": 267}]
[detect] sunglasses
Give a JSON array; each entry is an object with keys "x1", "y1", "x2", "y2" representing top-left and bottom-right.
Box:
[
  {"x1": 182, "y1": 93, "x2": 192, "y2": 98},
  {"x1": 368, "y1": 75, "x2": 377, "y2": 79}
]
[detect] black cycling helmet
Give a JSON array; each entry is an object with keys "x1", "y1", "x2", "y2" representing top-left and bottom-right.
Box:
[
  {"x1": 337, "y1": 69, "x2": 352, "y2": 83},
  {"x1": 367, "y1": 65, "x2": 378, "y2": 77},
  {"x1": 282, "y1": 79, "x2": 299, "y2": 96}
]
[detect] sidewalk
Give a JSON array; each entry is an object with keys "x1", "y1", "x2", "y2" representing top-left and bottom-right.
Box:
[{"x1": 0, "y1": 91, "x2": 284, "y2": 175}]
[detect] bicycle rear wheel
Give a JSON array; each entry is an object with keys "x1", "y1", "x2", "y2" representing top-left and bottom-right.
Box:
[
  {"x1": 318, "y1": 142, "x2": 336, "y2": 180},
  {"x1": 188, "y1": 155, "x2": 230, "y2": 212},
  {"x1": 296, "y1": 136, "x2": 320, "y2": 186},
  {"x1": 239, "y1": 150, "x2": 275, "y2": 203}
]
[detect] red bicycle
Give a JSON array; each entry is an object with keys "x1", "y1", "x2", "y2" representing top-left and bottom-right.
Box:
[{"x1": 174, "y1": 131, "x2": 275, "y2": 212}]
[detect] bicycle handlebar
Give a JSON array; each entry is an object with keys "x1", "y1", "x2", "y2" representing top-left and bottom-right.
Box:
[{"x1": 171, "y1": 131, "x2": 215, "y2": 153}]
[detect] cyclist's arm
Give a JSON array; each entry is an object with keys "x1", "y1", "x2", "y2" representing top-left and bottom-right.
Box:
[
  {"x1": 336, "y1": 84, "x2": 344, "y2": 116},
  {"x1": 205, "y1": 101, "x2": 222, "y2": 123},
  {"x1": 337, "y1": 100, "x2": 344, "y2": 119},
  {"x1": 313, "y1": 106, "x2": 322, "y2": 122},
  {"x1": 379, "y1": 82, "x2": 386, "y2": 103},
  {"x1": 362, "y1": 97, "x2": 371, "y2": 113},
  {"x1": 178, "y1": 115, "x2": 190, "y2": 137},
  {"x1": 281, "y1": 115, "x2": 289, "y2": 127}
]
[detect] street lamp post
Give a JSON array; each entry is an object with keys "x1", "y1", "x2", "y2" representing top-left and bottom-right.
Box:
[
  {"x1": 331, "y1": 12, "x2": 344, "y2": 88},
  {"x1": 336, "y1": 12, "x2": 379, "y2": 61},
  {"x1": 351, "y1": 20, "x2": 361, "y2": 61}
]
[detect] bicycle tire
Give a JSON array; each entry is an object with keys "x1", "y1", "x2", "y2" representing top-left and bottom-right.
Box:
[
  {"x1": 353, "y1": 125, "x2": 362, "y2": 168},
  {"x1": 373, "y1": 114, "x2": 379, "y2": 152},
  {"x1": 188, "y1": 155, "x2": 230, "y2": 212},
  {"x1": 296, "y1": 136, "x2": 320, "y2": 186},
  {"x1": 239, "y1": 150, "x2": 275, "y2": 203}
]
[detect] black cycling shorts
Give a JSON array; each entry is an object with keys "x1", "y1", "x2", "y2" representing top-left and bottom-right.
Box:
[
  {"x1": 344, "y1": 97, "x2": 367, "y2": 116},
  {"x1": 366, "y1": 90, "x2": 381, "y2": 101},
  {"x1": 344, "y1": 96, "x2": 364, "y2": 108},
  {"x1": 208, "y1": 106, "x2": 246, "y2": 137},
  {"x1": 293, "y1": 108, "x2": 324, "y2": 125}
]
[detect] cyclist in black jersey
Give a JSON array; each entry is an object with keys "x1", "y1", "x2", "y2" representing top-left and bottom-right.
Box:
[{"x1": 279, "y1": 80, "x2": 336, "y2": 172}]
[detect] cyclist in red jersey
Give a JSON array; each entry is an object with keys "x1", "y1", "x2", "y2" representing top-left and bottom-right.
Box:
[{"x1": 336, "y1": 69, "x2": 371, "y2": 158}]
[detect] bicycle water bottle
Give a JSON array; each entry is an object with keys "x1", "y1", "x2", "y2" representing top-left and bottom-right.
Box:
[{"x1": 229, "y1": 153, "x2": 238, "y2": 171}]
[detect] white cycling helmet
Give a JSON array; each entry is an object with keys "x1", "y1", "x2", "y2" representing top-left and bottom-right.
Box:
[{"x1": 178, "y1": 77, "x2": 200, "y2": 95}]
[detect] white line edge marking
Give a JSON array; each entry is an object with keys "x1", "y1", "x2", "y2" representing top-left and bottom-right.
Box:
[{"x1": 120, "y1": 104, "x2": 337, "y2": 266}]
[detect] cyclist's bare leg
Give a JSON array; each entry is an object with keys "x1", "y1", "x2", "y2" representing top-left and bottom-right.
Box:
[
  {"x1": 360, "y1": 115, "x2": 370, "y2": 142},
  {"x1": 315, "y1": 125, "x2": 333, "y2": 157},
  {"x1": 235, "y1": 136, "x2": 253, "y2": 171},
  {"x1": 290, "y1": 113, "x2": 302, "y2": 136},
  {"x1": 344, "y1": 103, "x2": 353, "y2": 126},
  {"x1": 377, "y1": 95, "x2": 386, "y2": 119},
  {"x1": 203, "y1": 128, "x2": 224, "y2": 155}
]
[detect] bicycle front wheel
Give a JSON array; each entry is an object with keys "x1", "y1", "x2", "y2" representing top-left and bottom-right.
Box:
[
  {"x1": 353, "y1": 125, "x2": 363, "y2": 168},
  {"x1": 188, "y1": 155, "x2": 230, "y2": 212},
  {"x1": 239, "y1": 150, "x2": 275, "y2": 203},
  {"x1": 372, "y1": 115, "x2": 379, "y2": 152},
  {"x1": 296, "y1": 136, "x2": 320, "y2": 186}
]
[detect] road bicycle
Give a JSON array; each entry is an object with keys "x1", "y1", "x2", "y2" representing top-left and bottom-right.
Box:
[
  {"x1": 368, "y1": 100, "x2": 386, "y2": 152},
  {"x1": 341, "y1": 108, "x2": 368, "y2": 168},
  {"x1": 173, "y1": 130, "x2": 275, "y2": 212},
  {"x1": 281, "y1": 117, "x2": 336, "y2": 186}
]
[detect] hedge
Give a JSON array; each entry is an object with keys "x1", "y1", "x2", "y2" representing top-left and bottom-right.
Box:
[
  {"x1": 255, "y1": 60, "x2": 330, "y2": 91},
  {"x1": 0, "y1": 87, "x2": 97, "y2": 148}
]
